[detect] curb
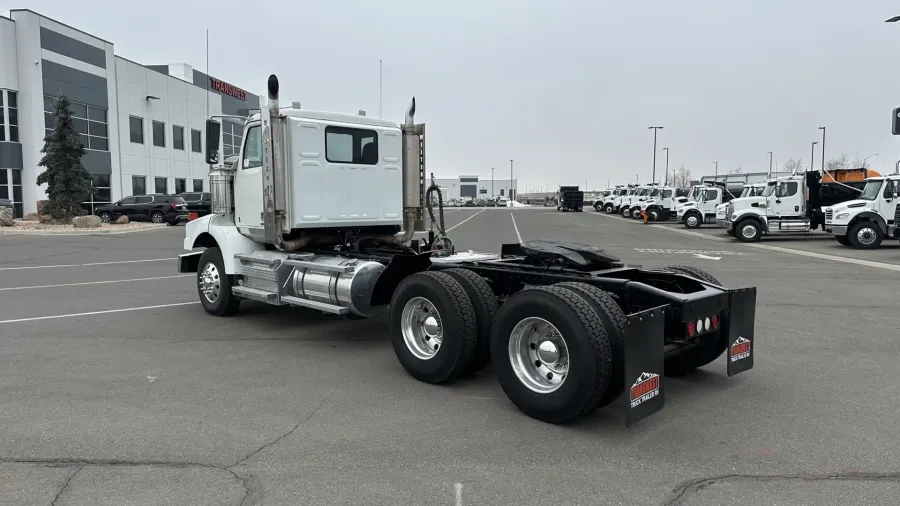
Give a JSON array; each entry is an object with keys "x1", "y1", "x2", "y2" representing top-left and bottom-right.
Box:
[{"x1": 0, "y1": 225, "x2": 169, "y2": 236}]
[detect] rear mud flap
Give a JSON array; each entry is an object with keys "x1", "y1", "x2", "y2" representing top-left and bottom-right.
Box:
[
  {"x1": 621, "y1": 305, "x2": 667, "y2": 427},
  {"x1": 725, "y1": 288, "x2": 757, "y2": 376}
]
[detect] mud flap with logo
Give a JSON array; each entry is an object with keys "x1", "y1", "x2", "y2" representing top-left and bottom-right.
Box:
[
  {"x1": 621, "y1": 305, "x2": 667, "y2": 427},
  {"x1": 725, "y1": 287, "x2": 757, "y2": 377}
]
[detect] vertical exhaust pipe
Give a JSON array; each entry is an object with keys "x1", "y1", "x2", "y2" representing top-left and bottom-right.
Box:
[{"x1": 395, "y1": 97, "x2": 425, "y2": 244}]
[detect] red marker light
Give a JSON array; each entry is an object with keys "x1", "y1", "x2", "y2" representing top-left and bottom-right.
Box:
[
  {"x1": 687, "y1": 320, "x2": 696, "y2": 336},
  {"x1": 711, "y1": 314, "x2": 719, "y2": 329}
]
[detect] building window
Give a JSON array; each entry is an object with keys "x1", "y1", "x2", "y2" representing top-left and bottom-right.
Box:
[
  {"x1": 1, "y1": 90, "x2": 18, "y2": 142},
  {"x1": 175, "y1": 178, "x2": 186, "y2": 194},
  {"x1": 324, "y1": 126, "x2": 378, "y2": 165},
  {"x1": 152, "y1": 121, "x2": 165, "y2": 147},
  {"x1": 0, "y1": 169, "x2": 23, "y2": 217},
  {"x1": 132, "y1": 176, "x2": 146, "y2": 196},
  {"x1": 130, "y1": 116, "x2": 144, "y2": 144},
  {"x1": 191, "y1": 129, "x2": 202, "y2": 153},
  {"x1": 81, "y1": 173, "x2": 111, "y2": 215},
  {"x1": 173, "y1": 125, "x2": 185, "y2": 150},
  {"x1": 460, "y1": 177, "x2": 478, "y2": 183},
  {"x1": 222, "y1": 121, "x2": 243, "y2": 157},
  {"x1": 44, "y1": 95, "x2": 107, "y2": 151},
  {"x1": 193, "y1": 179, "x2": 204, "y2": 192},
  {"x1": 155, "y1": 177, "x2": 167, "y2": 194}
]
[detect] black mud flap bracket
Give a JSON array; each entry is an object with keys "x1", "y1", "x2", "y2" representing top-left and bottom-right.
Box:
[
  {"x1": 725, "y1": 287, "x2": 757, "y2": 377},
  {"x1": 621, "y1": 305, "x2": 667, "y2": 427},
  {"x1": 178, "y1": 251, "x2": 202, "y2": 274}
]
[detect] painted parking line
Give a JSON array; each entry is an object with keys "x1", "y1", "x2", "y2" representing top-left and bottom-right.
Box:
[
  {"x1": 510, "y1": 212, "x2": 523, "y2": 243},
  {"x1": 447, "y1": 208, "x2": 486, "y2": 232},
  {"x1": 0, "y1": 258, "x2": 174, "y2": 271},
  {"x1": 0, "y1": 301, "x2": 201, "y2": 325},
  {"x1": 0, "y1": 275, "x2": 192, "y2": 292}
]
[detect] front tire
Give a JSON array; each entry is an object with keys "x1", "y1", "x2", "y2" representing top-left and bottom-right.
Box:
[
  {"x1": 604, "y1": 203, "x2": 614, "y2": 214},
  {"x1": 734, "y1": 218, "x2": 762, "y2": 242},
  {"x1": 390, "y1": 271, "x2": 478, "y2": 384},
  {"x1": 197, "y1": 247, "x2": 241, "y2": 316},
  {"x1": 684, "y1": 212, "x2": 701, "y2": 229},
  {"x1": 491, "y1": 286, "x2": 612, "y2": 424},
  {"x1": 648, "y1": 208, "x2": 660, "y2": 221},
  {"x1": 848, "y1": 222, "x2": 883, "y2": 249},
  {"x1": 621, "y1": 207, "x2": 631, "y2": 218}
]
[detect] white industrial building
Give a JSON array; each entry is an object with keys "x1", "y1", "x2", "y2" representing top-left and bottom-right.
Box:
[
  {"x1": 431, "y1": 175, "x2": 518, "y2": 201},
  {"x1": 0, "y1": 9, "x2": 259, "y2": 217}
]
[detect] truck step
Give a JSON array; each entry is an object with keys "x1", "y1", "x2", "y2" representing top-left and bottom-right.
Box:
[
  {"x1": 280, "y1": 295, "x2": 349, "y2": 315},
  {"x1": 232, "y1": 286, "x2": 281, "y2": 304},
  {"x1": 283, "y1": 258, "x2": 354, "y2": 274}
]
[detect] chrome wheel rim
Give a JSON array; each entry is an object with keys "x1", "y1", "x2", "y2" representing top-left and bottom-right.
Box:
[
  {"x1": 199, "y1": 262, "x2": 221, "y2": 303},
  {"x1": 741, "y1": 224, "x2": 757, "y2": 239},
  {"x1": 623, "y1": 209, "x2": 631, "y2": 217},
  {"x1": 99, "y1": 213, "x2": 111, "y2": 223},
  {"x1": 401, "y1": 297, "x2": 443, "y2": 360},
  {"x1": 856, "y1": 227, "x2": 877, "y2": 245},
  {"x1": 151, "y1": 213, "x2": 164, "y2": 223},
  {"x1": 508, "y1": 317, "x2": 569, "y2": 394},
  {"x1": 686, "y1": 216, "x2": 698, "y2": 227}
]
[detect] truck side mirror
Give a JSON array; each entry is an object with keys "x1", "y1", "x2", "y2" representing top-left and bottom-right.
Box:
[
  {"x1": 892, "y1": 107, "x2": 900, "y2": 135},
  {"x1": 205, "y1": 120, "x2": 221, "y2": 165}
]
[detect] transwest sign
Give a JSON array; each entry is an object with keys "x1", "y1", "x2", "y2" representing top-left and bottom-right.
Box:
[{"x1": 209, "y1": 77, "x2": 247, "y2": 101}]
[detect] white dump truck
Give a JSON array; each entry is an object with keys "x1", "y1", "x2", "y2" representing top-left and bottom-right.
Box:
[
  {"x1": 823, "y1": 175, "x2": 900, "y2": 249},
  {"x1": 620, "y1": 184, "x2": 658, "y2": 218},
  {"x1": 637, "y1": 187, "x2": 691, "y2": 221},
  {"x1": 176, "y1": 74, "x2": 757, "y2": 426},
  {"x1": 601, "y1": 186, "x2": 631, "y2": 214},
  {"x1": 677, "y1": 183, "x2": 742, "y2": 229}
]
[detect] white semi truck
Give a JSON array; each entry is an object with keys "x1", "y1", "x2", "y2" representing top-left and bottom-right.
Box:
[
  {"x1": 620, "y1": 184, "x2": 658, "y2": 218},
  {"x1": 823, "y1": 175, "x2": 900, "y2": 249},
  {"x1": 176, "y1": 74, "x2": 757, "y2": 426},
  {"x1": 601, "y1": 185, "x2": 632, "y2": 214},
  {"x1": 677, "y1": 183, "x2": 741, "y2": 229},
  {"x1": 715, "y1": 183, "x2": 767, "y2": 228},
  {"x1": 637, "y1": 187, "x2": 691, "y2": 221}
]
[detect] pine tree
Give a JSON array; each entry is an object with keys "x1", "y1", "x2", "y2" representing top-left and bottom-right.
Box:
[{"x1": 36, "y1": 94, "x2": 92, "y2": 220}]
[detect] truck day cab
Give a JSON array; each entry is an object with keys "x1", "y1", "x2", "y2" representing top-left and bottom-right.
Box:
[
  {"x1": 716, "y1": 184, "x2": 766, "y2": 229},
  {"x1": 620, "y1": 185, "x2": 657, "y2": 218},
  {"x1": 824, "y1": 175, "x2": 900, "y2": 249},
  {"x1": 678, "y1": 183, "x2": 741, "y2": 229},
  {"x1": 602, "y1": 186, "x2": 632, "y2": 214},
  {"x1": 638, "y1": 186, "x2": 690, "y2": 221},
  {"x1": 176, "y1": 74, "x2": 758, "y2": 427}
]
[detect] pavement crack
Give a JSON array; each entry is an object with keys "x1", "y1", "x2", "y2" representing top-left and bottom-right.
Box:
[
  {"x1": 51, "y1": 464, "x2": 83, "y2": 506},
  {"x1": 665, "y1": 471, "x2": 900, "y2": 505},
  {"x1": 228, "y1": 396, "x2": 328, "y2": 469}
]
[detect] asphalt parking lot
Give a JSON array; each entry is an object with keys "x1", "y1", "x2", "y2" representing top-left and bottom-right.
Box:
[{"x1": 1, "y1": 207, "x2": 899, "y2": 506}]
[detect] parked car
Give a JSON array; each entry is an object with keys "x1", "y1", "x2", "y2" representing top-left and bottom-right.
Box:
[
  {"x1": 178, "y1": 192, "x2": 212, "y2": 217},
  {"x1": 498, "y1": 198, "x2": 509, "y2": 207},
  {"x1": 0, "y1": 198, "x2": 12, "y2": 210},
  {"x1": 95, "y1": 194, "x2": 189, "y2": 225}
]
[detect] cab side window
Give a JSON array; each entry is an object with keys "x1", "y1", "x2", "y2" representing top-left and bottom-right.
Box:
[
  {"x1": 661, "y1": 190, "x2": 673, "y2": 198},
  {"x1": 883, "y1": 181, "x2": 897, "y2": 199},
  {"x1": 242, "y1": 126, "x2": 262, "y2": 169},
  {"x1": 776, "y1": 182, "x2": 798, "y2": 197},
  {"x1": 703, "y1": 189, "x2": 718, "y2": 201}
]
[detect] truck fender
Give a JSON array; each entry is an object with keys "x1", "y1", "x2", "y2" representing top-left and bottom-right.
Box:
[
  {"x1": 370, "y1": 253, "x2": 433, "y2": 307},
  {"x1": 184, "y1": 215, "x2": 265, "y2": 275},
  {"x1": 848, "y1": 212, "x2": 887, "y2": 234},
  {"x1": 732, "y1": 210, "x2": 768, "y2": 232}
]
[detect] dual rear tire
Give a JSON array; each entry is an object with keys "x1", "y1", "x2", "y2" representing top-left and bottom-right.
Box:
[{"x1": 390, "y1": 271, "x2": 628, "y2": 424}]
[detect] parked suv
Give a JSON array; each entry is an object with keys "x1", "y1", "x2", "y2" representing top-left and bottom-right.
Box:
[
  {"x1": 177, "y1": 192, "x2": 212, "y2": 217},
  {"x1": 95, "y1": 194, "x2": 189, "y2": 225}
]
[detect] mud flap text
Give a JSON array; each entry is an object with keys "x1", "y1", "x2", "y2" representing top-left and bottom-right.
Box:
[
  {"x1": 725, "y1": 288, "x2": 757, "y2": 376},
  {"x1": 622, "y1": 305, "x2": 667, "y2": 427}
]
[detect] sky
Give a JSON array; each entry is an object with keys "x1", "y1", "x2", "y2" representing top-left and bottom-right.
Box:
[{"x1": 5, "y1": 0, "x2": 900, "y2": 192}]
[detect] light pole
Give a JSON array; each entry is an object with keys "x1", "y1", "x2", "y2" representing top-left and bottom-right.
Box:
[
  {"x1": 662, "y1": 148, "x2": 669, "y2": 184},
  {"x1": 649, "y1": 126, "x2": 663, "y2": 183},
  {"x1": 491, "y1": 167, "x2": 495, "y2": 198},
  {"x1": 862, "y1": 153, "x2": 879, "y2": 169},
  {"x1": 509, "y1": 159, "x2": 514, "y2": 200},
  {"x1": 818, "y1": 126, "x2": 826, "y2": 171},
  {"x1": 714, "y1": 161, "x2": 719, "y2": 177},
  {"x1": 766, "y1": 151, "x2": 773, "y2": 177},
  {"x1": 811, "y1": 141, "x2": 818, "y2": 172}
]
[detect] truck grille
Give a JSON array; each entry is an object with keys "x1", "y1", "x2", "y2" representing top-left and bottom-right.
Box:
[{"x1": 825, "y1": 208, "x2": 833, "y2": 223}]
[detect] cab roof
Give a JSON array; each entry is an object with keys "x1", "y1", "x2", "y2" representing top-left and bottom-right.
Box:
[{"x1": 248, "y1": 107, "x2": 401, "y2": 129}]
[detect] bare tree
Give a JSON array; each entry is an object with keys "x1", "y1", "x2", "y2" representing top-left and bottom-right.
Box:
[
  {"x1": 782, "y1": 158, "x2": 804, "y2": 173},
  {"x1": 824, "y1": 153, "x2": 850, "y2": 172},
  {"x1": 673, "y1": 165, "x2": 692, "y2": 187},
  {"x1": 850, "y1": 156, "x2": 873, "y2": 169}
]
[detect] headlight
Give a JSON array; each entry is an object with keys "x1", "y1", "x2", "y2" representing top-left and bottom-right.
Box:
[{"x1": 835, "y1": 213, "x2": 849, "y2": 220}]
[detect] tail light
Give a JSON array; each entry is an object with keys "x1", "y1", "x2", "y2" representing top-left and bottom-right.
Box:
[
  {"x1": 686, "y1": 312, "x2": 719, "y2": 337},
  {"x1": 189, "y1": 212, "x2": 199, "y2": 220},
  {"x1": 170, "y1": 203, "x2": 176, "y2": 209}
]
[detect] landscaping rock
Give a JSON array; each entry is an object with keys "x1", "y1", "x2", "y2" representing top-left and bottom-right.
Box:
[
  {"x1": 0, "y1": 206, "x2": 13, "y2": 227},
  {"x1": 114, "y1": 215, "x2": 129, "y2": 224},
  {"x1": 72, "y1": 215, "x2": 102, "y2": 229},
  {"x1": 22, "y1": 213, "x2": 39, "y2": 222},
  {"x1": 36, "y1": 200, "x2": 48, "y2": 215}
]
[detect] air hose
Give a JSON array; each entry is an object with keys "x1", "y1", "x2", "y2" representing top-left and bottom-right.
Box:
[{"x1": 424, "y1": 174, "x2": 454, "y2": 256}]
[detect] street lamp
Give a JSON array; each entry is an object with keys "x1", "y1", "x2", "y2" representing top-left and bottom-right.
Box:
[
  {"x1": 862, "y1": 153, "x2": 879, "y2": 167},
  {"x1": 766, "y1": 151, "x2": 773, "y2": 177},
  {"x1": 509, "y1": 160, "x2": 514, "y2": 200},
  {"x1": 714, "y1": 161, "x2": 719, "y2": 177},
  {"x1": 662, "y1": 147, "x2": 669, "y2": 185},
  {"x1": 491, "y1": 167, "x2": 495, "y2": 198},
  {"x1": 886, "y1": 15, "x2": 900, "y2": 22},
  {"x1": 649, "y1": 126, "x2": 663, "y2": 183},
  {"x1": 811, "y1": 141, "x2": 818, "y2": 172},
  {"x1": 818, "y1": 126, "x2": 826, "y2": 171}
]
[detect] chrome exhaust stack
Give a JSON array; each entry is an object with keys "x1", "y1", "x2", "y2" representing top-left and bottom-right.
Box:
[{"x1": 396, "y1": 97, "x2": 426, "y2": 244}]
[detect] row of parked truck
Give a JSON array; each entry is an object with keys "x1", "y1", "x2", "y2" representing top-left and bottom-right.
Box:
[{"x1": 590, "y1": 168, "x2": 900, "y2": 249}]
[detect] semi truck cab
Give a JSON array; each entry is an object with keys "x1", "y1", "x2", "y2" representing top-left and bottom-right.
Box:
[{"x1": 717, "y1": 183, "x2": 766, "y2": 228}]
